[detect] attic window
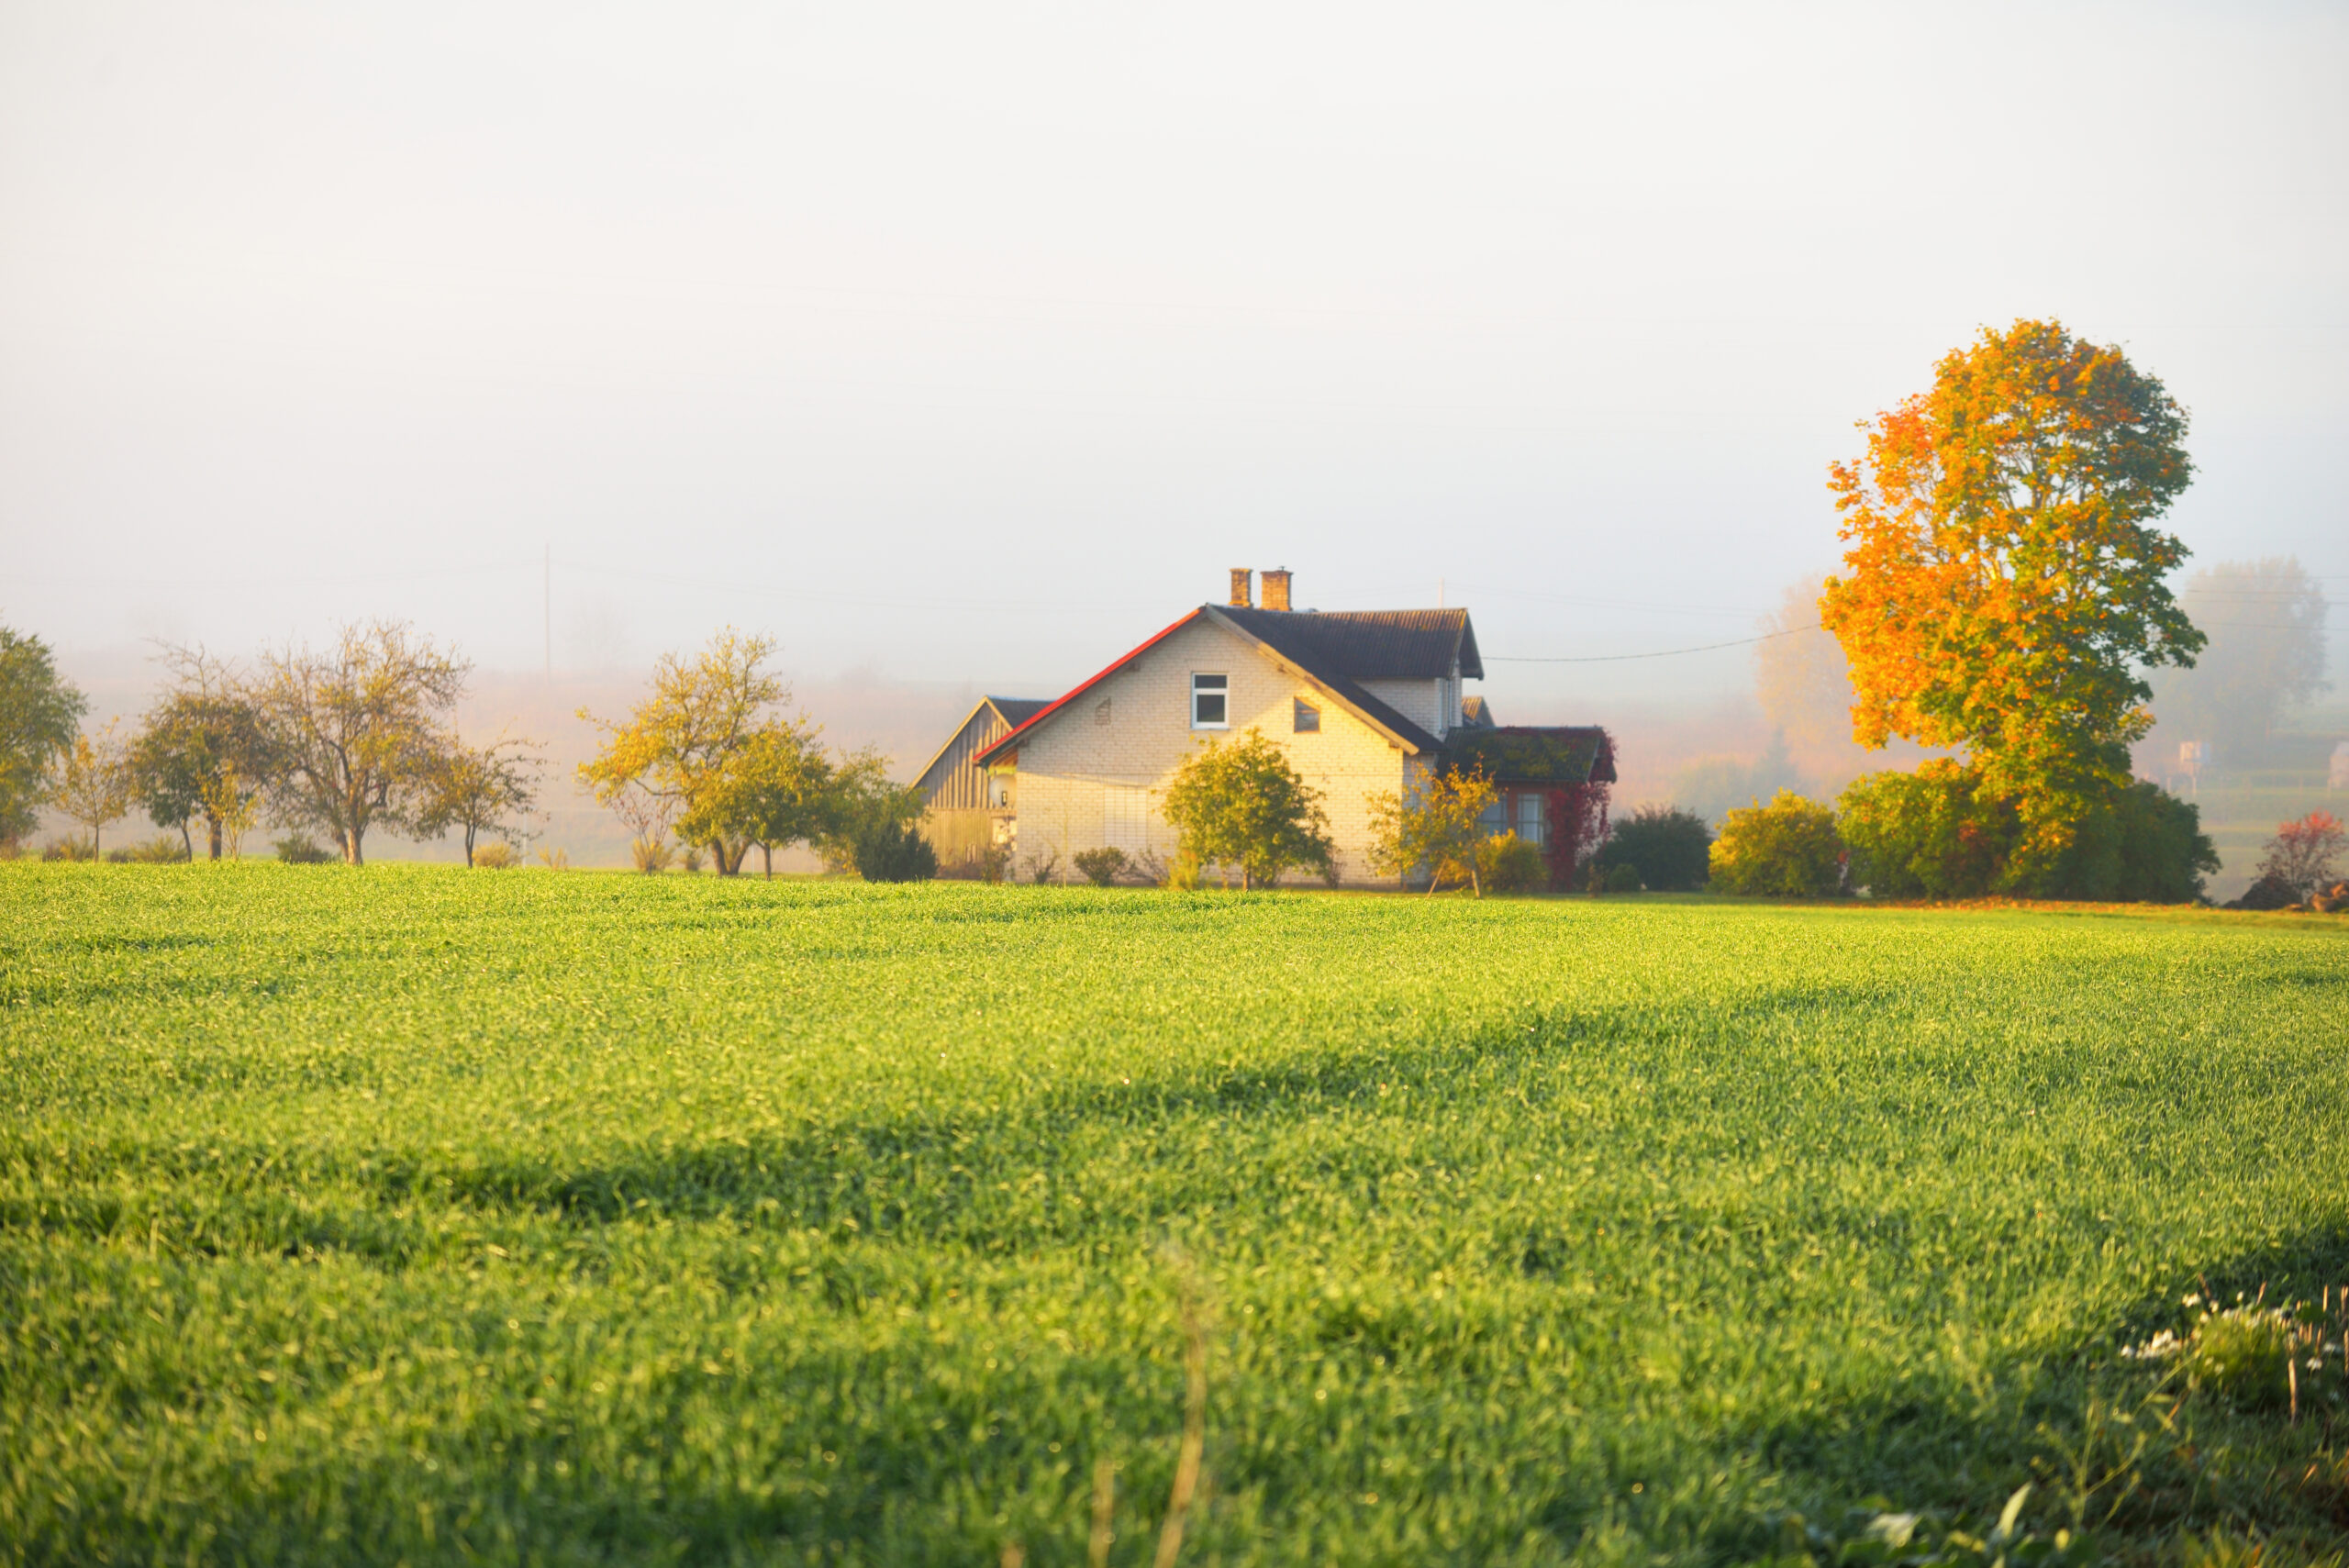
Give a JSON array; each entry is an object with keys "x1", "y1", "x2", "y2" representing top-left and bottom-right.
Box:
[
  {"x1": 1293, "y1": 698, "x2": 1319, "y2": 733},
  {"x1": 1191, "y1": 673, "x2": 1228, "y2": 728}
]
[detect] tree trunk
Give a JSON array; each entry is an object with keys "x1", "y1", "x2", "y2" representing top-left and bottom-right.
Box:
[
  {"x1": 207, "y1": 816, "x2": 223, "y2": 861},
  {"x1": 762, "y1": 843, "x2": 774, "y2": 879},
  {"x1": 181, "y1": 821, "x2": 195, "y2": 862},
  {"x1": 463, "y1": 825, "x2": 476, "y2": 867},
  {"x1": 346, "y1": 826, "x2": 363, "y2": 866}
]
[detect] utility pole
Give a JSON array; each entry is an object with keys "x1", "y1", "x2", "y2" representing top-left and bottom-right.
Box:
[{"x1": 543, "y1": 545, "x2": 551, "y2": 685}]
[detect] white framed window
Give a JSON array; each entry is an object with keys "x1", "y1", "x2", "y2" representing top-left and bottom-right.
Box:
[
  {"x1": 1478, "y1": 796, "x2": 1505, "y2": 837},
  {"x1": 1191, "y1": 673, "x2": 1228, "y2": 728},
  {"x1": 1293, "y1": 697, "x2": 1319, "y2": 733},
  {"x1": 1516, "y1": 792, "x2": 1546, "y2": 845}
]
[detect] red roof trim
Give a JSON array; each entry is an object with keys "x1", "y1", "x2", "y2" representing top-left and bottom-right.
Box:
[{"x1": 972, "y1": 608, "x2": 1208, "y2": 767}]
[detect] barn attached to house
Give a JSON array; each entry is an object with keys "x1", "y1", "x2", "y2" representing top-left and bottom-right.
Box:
[
  {"x1": 937, "y1": 570, "x2": 1613, "y2": 888},
  {"x1": 912, "y1": 695, "x2": 1049, "y2": 873}
]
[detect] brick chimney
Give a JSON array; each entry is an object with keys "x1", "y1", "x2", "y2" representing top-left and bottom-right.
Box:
[
  {"x1": 1262, "y1": 569, "x2": 1292, "y2": 612},
  {"x1": 1229, "y1": 568, "x2": 1253, "y2": 607}
]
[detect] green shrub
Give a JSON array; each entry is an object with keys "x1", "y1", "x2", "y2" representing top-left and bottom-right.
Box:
[
  {"x1": 2089, "y1": 780, "x2": 2220, "y2": 902},
  {"x1": 1838, "y1": 763, "x2": 2215, "y2": 901},
  {"x1": 1160, "y1": 849, "x2": 1201, "y2": 891},
  {"x1": 852, "y1": 817, "x2": 938, "y2": 883},
  {"x1": 1709, "y1": 791, "x2": 1844, "y2": 896},
  {"x1": 1603, "y1": 862, "x2": 1642, "y2": 894},
  {"x1": 1837, "y1": 762, "x2": 2008, "y2": 898},
  {"x1": 1599, "y1": 805, "x2": 1711, "y2": 891},
  {"x1": 40, "y1": 836, "x2": 97, "y2": 862},
  {"x1": 106, "y1": 834, "x2": 190, "y2": 864},
  {"x1": 1073, "y1": 847, "x2": 1128, "y2": 887},
  {"x1": 273, "y1": 834, "x2": 334, "y2": 865},
  {"x1": 1475, "y1": 831, "x2": 1547, "y2": 894}
]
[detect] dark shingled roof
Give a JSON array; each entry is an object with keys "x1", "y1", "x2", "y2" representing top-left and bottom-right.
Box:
[
  {"x1": 976, "y1": 603, "x2": 1494, "y2": 765},
  {"x1": 986, "y1": 697, "x2": 1050, "y2": 728},
  {"x1": 1459, "y1": 695, "x2": 1497, "y2": 729},
  {"x1": 1442, "y1": 726, "x2": 1616, "y2": 784},
  {"x1": 1216, "y1": 606, "x2": 1482, "y2": 682}
]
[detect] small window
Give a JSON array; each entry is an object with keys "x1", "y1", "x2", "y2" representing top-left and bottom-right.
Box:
[
  {"x1": 1516, "y1": 792, "x2": 1545, "y2": 845},
  {"x1": 1292, "y1": 697, "x2": 1319, "y2": 733},
  {"x1": 1478, "y1": 796, "x2": 1505, "y2": 836},
  {"x1": 1191, "y1": 673, "x2": 1228, "y2": 728}
]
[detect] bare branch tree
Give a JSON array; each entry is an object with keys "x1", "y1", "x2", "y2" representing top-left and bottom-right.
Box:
[
  {"x1": 130, "y1": 644, "x2": 272, "y2": 861},
  {"x1": 46, "y1": 717, "x2": 134, "y2": 858},
  {"x1": 417, "y1": 732, "x2": 542, "y2": 867},
  {"x1": 251, "y1": 621, "x2": 471, "y2": 865}
]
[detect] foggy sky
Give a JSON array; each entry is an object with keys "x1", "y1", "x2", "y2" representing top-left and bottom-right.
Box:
[{"x1": 5, "y1": 1, "x2": 2344, "y2": 718}]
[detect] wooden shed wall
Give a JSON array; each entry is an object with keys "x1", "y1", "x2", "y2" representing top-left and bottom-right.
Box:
[{"x1": 918, "y1": 707, "x2": 1014, "y2": 811}]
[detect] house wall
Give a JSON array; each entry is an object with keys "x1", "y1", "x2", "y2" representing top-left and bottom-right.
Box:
[
  {"x1": 1005, "y1": 617, "x2": 1420, "y2": 886},
  {"x1": 920, "y1": 807, "x2": 1004, "y2": 875},
  {"x1": 1358, "y1": 676, "x2": 1455, "y2": 739}
]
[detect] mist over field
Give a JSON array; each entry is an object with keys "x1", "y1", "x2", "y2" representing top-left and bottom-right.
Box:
[{"x1": 5, "y1": 2, "x2": 2345, "y2": 890}]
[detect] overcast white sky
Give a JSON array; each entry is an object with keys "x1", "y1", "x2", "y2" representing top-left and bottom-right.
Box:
[{"x1": 4, "y1": 0, "x2": 2343, "y2": 717}]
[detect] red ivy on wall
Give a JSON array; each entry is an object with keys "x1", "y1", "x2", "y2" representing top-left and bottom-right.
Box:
[{"x1": 1542, "y1": 782, "x2": 1611, "y2": 891}]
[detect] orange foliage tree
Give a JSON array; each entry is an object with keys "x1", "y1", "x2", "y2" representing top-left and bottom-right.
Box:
[{"x1": 1819, "y1": 319, "x2": 2203, "y2": 871}]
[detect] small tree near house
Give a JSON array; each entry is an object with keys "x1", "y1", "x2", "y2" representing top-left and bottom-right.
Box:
[
  {"x1": 1160, "y1": 728, "x2": 1334, "y2": 890},
  {"x1": 1366, "y1": 768, "x2": 1497, "y2": 895}
]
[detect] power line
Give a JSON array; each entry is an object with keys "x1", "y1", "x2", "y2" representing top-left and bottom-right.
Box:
[{"x1": 1487, "y1": 628, "x2": 1814, "y2": 662}]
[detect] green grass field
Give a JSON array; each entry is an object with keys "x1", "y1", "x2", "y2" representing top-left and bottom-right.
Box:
[{"x1": 4, "y1": 866, "x2": 2346, "y2": 1565}]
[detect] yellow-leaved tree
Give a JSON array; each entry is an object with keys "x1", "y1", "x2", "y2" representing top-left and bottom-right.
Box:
[
  {"x1": 580, "y1": 629, "x2": 812, "y2": 877},
  {"x1": 1365, "y1": 768, "x2": 1496, "y2": 895}
]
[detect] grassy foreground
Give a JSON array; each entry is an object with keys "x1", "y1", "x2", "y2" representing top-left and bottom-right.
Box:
[{"x1": 2, "y1": 866, "x2": 2345, "y2": 1565}]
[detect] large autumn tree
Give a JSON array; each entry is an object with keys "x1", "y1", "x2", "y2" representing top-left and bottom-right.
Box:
[{"x1": 1820, "y1": 319, "x2": 2203, "y2": 868}]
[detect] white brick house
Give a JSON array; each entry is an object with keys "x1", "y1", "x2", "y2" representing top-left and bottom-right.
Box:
[{"x1": 961, "y1": 569, "x2": 1612, "y2": 888}]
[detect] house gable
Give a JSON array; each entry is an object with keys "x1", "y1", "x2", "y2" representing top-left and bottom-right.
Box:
[
  {"x1": 976, "y1": 607, "x2": 1446, "y2": 769},
  {"x1": 915, "y1": 695, "x2": 1051, "y2": 812},
  {"x1": 976, "y1": 613, "x2": 1427, "y2": 884}
]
